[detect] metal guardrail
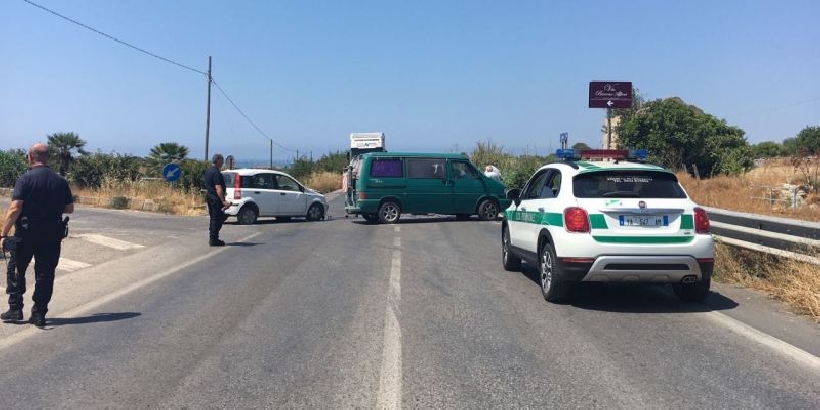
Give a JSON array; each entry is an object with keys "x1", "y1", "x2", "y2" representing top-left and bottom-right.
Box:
[{"x1": 704, "y1": 206, "x2": 820, "y2": 265}]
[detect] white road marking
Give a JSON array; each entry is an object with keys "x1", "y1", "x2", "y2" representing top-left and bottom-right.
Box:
[
  {"x1": 57, "y1": 258, "x2": 92, "y2": 272},
  {"x1": 377, "y1": 237, "x2": 402, "y2": 409},
  {"x1": 705, "y1": 311, "x2": 820, "y2": 371},
  {"x1": 0, "y1": 233, "x2": 260, "y2": 350},
  {"x1": 74, "y1": 234, "x2": 145, "y2": 251},
  {"x1": 393, "y1": 236, "x2": 401, "y2": 248}
]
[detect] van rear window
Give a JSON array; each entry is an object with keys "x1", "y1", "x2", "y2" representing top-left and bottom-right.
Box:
[{"x1": 370, "y1": 159, "x2": 403, "y2": 178}]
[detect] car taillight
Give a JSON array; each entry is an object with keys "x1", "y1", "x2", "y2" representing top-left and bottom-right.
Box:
[
  {"x1": 694, "y1": 207, "x2": 710, "y2": 234},
  {"x1": 233, "y1": 173, "x2": 242, "y2": 199},
  {"x1": 564, "y1": 207, "x2": 590, "y2": 233}
]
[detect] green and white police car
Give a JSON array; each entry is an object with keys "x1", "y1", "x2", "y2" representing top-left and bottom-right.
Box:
[{"x1": 501, "y1": 149, "x2": 714, "y2": 303}]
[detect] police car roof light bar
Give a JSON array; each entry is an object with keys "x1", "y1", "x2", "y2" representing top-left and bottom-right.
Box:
[{"x1": 556, "y1": 148, "x2": 647, "y2": 161}]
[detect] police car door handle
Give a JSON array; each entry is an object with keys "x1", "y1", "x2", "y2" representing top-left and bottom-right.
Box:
[
  {"x1": 280, "y1": 193, "x2": 287, "y2": 195},
  {"x1": 519, "y1": 207, "x2": 526, "y2": 212},
  {"x1": 538, "y1": 207, "x2": 545, "y2": 212},
  {"x1": 253, "y1": 191, "x2": 261, "y2": 194}
]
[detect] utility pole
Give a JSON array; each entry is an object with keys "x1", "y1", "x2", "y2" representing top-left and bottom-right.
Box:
[
  {"x1": 205, "y1": 56, "x2": 212, "y2": 161},
  {"x1": 270, "y1": 139, "x2": 273, "y2": 169}
]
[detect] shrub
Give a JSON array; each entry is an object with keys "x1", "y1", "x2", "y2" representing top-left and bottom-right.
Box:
[{"x1": 0, "y1": 149, "x2": 27, "y2": 187}]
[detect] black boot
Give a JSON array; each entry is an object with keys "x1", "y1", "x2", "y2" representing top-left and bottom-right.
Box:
[
  {"x1": 1, "y1": 309, "x2": 23, "y2": 321},
  {"x1": 28, "y1": 312, "x2": 46, "y2": 327}
]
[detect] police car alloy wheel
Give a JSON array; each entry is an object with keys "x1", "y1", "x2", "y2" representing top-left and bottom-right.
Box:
[{"x1": 502, "y1": 224, "x2": 521, "y2": 271}]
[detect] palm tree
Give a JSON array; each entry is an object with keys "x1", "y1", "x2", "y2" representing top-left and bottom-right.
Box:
[
  {"x1": 147, "y1": 142, "x2": 190, "y2": 175},
  {"x1": 47, "y1": 132, "x2": 88, "y2": 176}
]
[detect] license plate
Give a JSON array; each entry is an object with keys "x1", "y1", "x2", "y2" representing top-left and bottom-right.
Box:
[{"x1": 619, "y1": 214, "x2": 668, "y2": 226}]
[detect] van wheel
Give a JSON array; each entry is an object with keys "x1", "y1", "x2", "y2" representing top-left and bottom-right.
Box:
[
  {"x1": 540, "y1": 241, "x2": 572, "y2": 303},
  {"x1": 672, "y1": 272, "x2": 711, "y2": 302},
  {"x1": 477, "y1": 199, "x2": 499, "y2": 221},
  {"x1": 378, "y1": 201, "x2": 401, "y2": 224},
  {"x1": 306, "y1": 203, "x2": 324, "y2": 221},
  {"x1": 237, "y1": 205, "x2": 258, "y2": 225},
  {"x1": 502, "y1": 225, "x2": 521, "y2": 271}
]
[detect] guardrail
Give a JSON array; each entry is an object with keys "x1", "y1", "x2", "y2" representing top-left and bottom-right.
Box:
[{"x1": 703, "y1": 206, "x2": 820, "y2": 265}]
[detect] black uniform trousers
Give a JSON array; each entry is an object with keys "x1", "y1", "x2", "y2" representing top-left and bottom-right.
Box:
[
  {"x1": 5, "y1": 237, "x2": 61, "y2": 315},
  {"x1": 207, "y1": 197, "x2": 225, "y2": 241}
]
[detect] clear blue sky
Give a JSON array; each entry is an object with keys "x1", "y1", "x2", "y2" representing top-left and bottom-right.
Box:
[{"x1": 2, "y1": 0, "x2": 818, "y2": 164}]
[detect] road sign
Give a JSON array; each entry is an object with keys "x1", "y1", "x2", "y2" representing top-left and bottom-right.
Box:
[
  {"x1": 162, "y1": 163, "x2": 182, "y2": 182},
  {"x1": 589, "y1": 81, "x2": 633, "y2": 109}
]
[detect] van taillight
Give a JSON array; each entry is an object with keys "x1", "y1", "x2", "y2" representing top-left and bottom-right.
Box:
[
  {"x1": 694, "y1": 207, "x2": 710, "y2": 234},
  {"x1": 358, "y1": 191, "x2": 366, "y2": 200},
  {"x1": 233, "y1": 173, "x2": 241, "y2": 199},
  {"x1": 564, "y1": 207, "x2": 590, "y2": 233}
]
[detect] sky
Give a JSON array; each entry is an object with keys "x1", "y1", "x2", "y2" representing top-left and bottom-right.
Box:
[{"x1": 1, "y1": 0, "x2": 818, "y2": 165}]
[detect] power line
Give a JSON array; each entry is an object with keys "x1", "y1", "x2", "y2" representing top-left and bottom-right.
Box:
[
  {"x1": 21, "y1": 0, "x2": 207, "y2": 76},
  {"x1": 212, "y1": 80, "x2": 296, "y2": 152}
]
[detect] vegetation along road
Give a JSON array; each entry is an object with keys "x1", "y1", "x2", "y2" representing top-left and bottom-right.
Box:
[{"x1": 0, "y1": 194, "x2": 817, "y2": 408}]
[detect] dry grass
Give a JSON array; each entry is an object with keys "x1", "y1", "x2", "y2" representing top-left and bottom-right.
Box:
[
  {"x1": 714, "y1": 242, "x2": 820, "y2": 321},
  {"x1": 73, "y1": 178, "x2": 207, "y2": 216},
  {"x1": 304, "y1": 171, "x2": 343, "y2": 193}
]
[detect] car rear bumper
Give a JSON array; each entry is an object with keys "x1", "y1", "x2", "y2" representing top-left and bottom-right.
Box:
[{"x1": 565, "y1": 255, "x2": 713, "y2": 283}]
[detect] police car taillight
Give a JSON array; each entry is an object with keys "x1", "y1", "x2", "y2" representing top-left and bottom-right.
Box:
[
  {"x1": 694, "y1": 207, "x2": 710, "y2": 234},
  {"x1": 564, "y1": 207, "x2": 590, "y2": 233},
  {"x1": 556, "y1": 148, "x2": 648, "y2": 161},
  {"x1": 233, "y1": 173, "x2": 242, "y2": 200}
]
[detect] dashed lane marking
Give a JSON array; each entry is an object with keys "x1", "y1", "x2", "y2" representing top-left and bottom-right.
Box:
[
  {"x1": 74, "y1": 234, "x2": 145, "y2": 251},
  {"x1": 57, "y1": 258, "x2": 92, "y2": 272}
]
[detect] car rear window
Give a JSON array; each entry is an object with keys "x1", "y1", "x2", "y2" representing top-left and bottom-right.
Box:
[
  {"x1": 573, "y1": 171, "x2": 686, "y2": 198},
  {"x1": 222, "y1": 172, "x2": 236, "y2": 188}
]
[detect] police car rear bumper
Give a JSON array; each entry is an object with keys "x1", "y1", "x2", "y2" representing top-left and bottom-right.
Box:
[{"x1": 563, "y1": 255, "x2": 712, "y2": 283}]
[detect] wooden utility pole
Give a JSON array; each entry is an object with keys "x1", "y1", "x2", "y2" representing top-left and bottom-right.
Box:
[{"x1": 205, "y1": 56, "x2": 212, "y2": 161}]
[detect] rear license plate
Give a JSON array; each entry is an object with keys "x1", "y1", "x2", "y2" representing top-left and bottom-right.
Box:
[{"x1": 619, "y1": 214, "x2": 668, "y2": 226}]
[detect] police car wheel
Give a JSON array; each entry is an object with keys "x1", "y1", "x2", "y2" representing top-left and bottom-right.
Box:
[
  {"x1": 502, "y1": 225, "x2": 521, "y2": 271},
  {"x1": 378, "y1": 201, "x2": 401, "y2": 224},
  {"x1": 306, "y1": 203, "x2": 324, "y2": 221},
  {"x1": 540, "y1": 241, "x2": 571, "y2": 303},
  {"x1": 672, "y1": 272, "x2": 711, "y2": 302},
  {"x1": 477, "y1": 199, "x2": 499, "y2": 221}
]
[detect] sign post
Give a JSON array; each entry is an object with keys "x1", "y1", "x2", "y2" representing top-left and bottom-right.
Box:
[{"x1": 589, "y1": 81, "x2": 632, "y2": 149}]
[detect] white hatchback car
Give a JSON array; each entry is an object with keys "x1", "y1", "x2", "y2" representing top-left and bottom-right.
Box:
[
  {"x1": 221, "y1": 169, "x2": 329, "y2": 224},
  {"x1": 502, "y1": 149, "x2": 714, "y2": 303}
]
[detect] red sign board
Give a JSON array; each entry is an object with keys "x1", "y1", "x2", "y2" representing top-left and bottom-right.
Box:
[{"x1": 589, "y1": 81, "x2": 633, "y2": 109}]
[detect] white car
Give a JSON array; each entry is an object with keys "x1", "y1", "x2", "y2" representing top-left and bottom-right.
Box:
[
  {"x1": 221, "y1": 169, "x2": 329, "y2": 224},
  {"x1": 501, "y1": 149, "x2": 714, "y2": 303}
]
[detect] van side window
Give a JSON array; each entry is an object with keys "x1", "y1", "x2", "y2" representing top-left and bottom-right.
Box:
[
  {"x1": 406, "y1": 158, "x2": 446, "y2": 179},
  {"x1": 451, "y1": 161, "x2": 478, "y2": 179},
  {"x1": 371, "y1": 158, "x2": 404, "y2": 178}
]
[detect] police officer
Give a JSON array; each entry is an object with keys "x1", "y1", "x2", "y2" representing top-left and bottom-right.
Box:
[
  {"x1": 0, "y1": 143, "x2": 74, "y2": 327},
  {"x1": 204, "y1": 153, "x2": 229, "y2": 246}
]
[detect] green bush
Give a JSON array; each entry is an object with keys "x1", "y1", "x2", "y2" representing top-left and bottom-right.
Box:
[
  {"x1": 70, "y1": 152, "x2": 142, "y2": 189},
  {"x1": 0, "y1": 149, "x2": 27, "y2": 188},
  {"x1": 179, "y1": 159, "x2": 210, "y2": 192}
]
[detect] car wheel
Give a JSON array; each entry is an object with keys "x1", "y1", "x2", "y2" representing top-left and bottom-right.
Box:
[
  {"x1": 477, "y1": 199, "x2": 499, "y2": 221},
  {"x1": 502, "y1": 224, "x2": 521, "y2": 271},
  {"x1": 672, "y1": 272, "x2": 711, "y2": 302},
  {"x1": 237, "y1": 205, "x2": 258, "y2": 225},
  {"x1": 540, "y1": 241, "x2": 571, "y2": 303},
  {"x1": 378, "y1": 201, "x2": 401, "y2": 224},
  {"x1": 306, "y1": 203, "x2": 324, "y2": 221}
]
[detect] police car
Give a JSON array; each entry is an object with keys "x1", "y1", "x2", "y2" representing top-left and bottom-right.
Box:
[{"x1": 501, "y1": 149, "x2": 714, "y2": 303}]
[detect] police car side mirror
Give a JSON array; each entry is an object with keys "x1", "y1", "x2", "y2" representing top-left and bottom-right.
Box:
[{"x1": 506, "y1": 188, "x2": 521, "y2": 207}]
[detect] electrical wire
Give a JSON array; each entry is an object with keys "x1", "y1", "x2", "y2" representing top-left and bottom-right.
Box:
[
  {"x1": 212, "y1": 80, "x2": 296, "y2": 152},
  {"x1": 21, "y1": 0, "x2": 207, "y2": 76}
]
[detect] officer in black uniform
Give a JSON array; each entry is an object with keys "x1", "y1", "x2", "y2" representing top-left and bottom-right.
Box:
[
  {"x1": 1, "y1": 143, "x2": 74, "y2": 327},
  {"x1": 204, "y1": 153, "x2": 229, "y2": 246}
]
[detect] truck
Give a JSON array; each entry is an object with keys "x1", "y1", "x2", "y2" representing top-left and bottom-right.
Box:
[{"x1": 345, "y1": 133, "x2": 387, "y2": 213}]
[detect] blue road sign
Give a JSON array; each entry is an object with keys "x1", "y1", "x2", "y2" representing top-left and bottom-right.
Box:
[{"x1": 163, "y1": 163, "x2": 182, "y2": 182}]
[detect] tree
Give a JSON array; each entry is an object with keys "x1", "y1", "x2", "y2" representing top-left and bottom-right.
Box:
[
  {"x1": 751, "y1": 141, "x2": 786, "y2": 158},
  {"x1": 571, "y1": 142, "x2": 591, "y2": 150},
  {"x1": 0, "y1": 149, "x2": 27, "y2": 187},
  {"x1": 147, "y1": 142, "x2": 190, "y2": 176},
  {"x1": 795, "y1": 126, "x2": 820, "y2": 155},
  {"x1": 617, "y1": 97, "x2": 752, "y2": 177},
  {"x1": 47, "y1": 132, "x2": 88, "y2": 176}
]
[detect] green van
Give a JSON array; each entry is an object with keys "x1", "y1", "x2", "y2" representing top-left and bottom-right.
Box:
[{"x1": 344, "y1": 152, "x2": 510, "y2": 223}]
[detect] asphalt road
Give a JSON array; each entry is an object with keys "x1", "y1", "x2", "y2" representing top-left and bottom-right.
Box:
[{"x1": 0, "y1": 195, "x2": 817, "y2": 408}]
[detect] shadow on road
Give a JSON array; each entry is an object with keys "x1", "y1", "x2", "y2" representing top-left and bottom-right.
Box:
[
  {"x1": 47, "y1": 312, "x2": 142, "y2": 326},
  {"x1": 518, "y1": 264, "x2": 739, "y2": 314},
  {"x1": 226, "y1": 241, "x2": 265, "y2": 247}
]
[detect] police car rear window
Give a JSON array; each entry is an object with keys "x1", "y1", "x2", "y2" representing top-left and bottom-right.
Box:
[{"x1": 573, "y1": 171, "x2": 686, "y2": 198}]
